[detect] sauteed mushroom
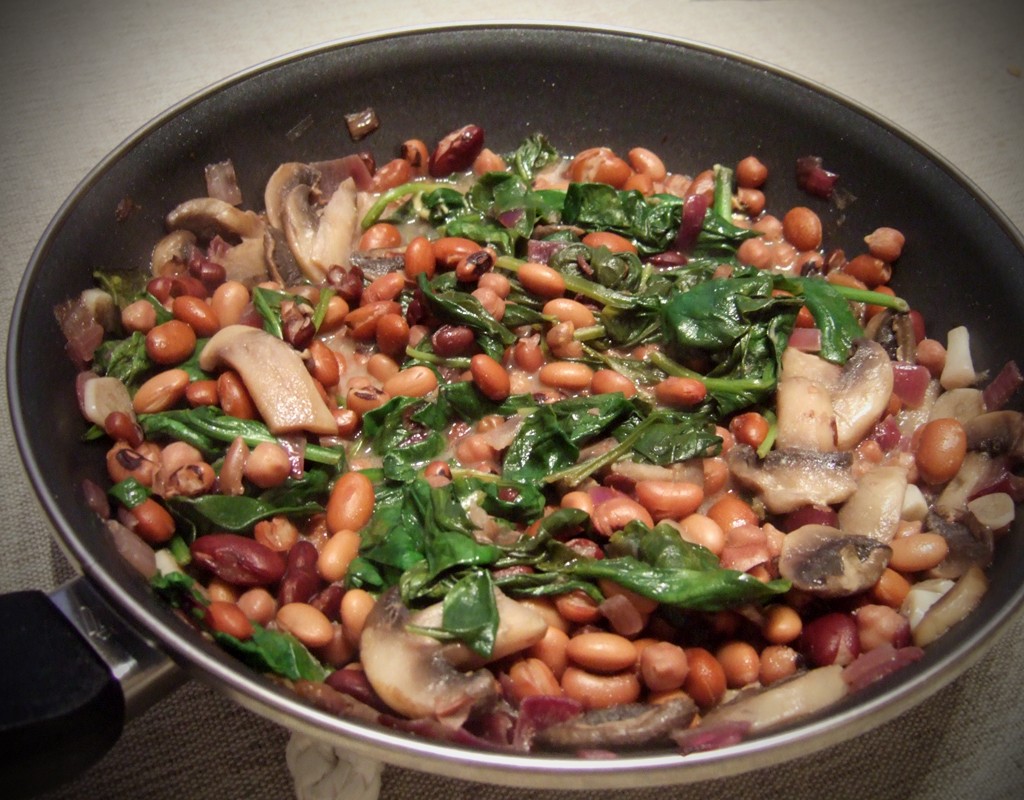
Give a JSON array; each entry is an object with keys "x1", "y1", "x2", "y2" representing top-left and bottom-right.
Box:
[
  {"x1": 778, "y1": 524, "x2": 891, "y2": 597},
  {"x1": 727, "y1": 445, "x2": 857, "y2": 514},
  {"x1": 836, "y1": 465, "x2": 908, "y2": 542},
  {"x1": 536, "y1": 698, "x2": 697, "y2": 751}
]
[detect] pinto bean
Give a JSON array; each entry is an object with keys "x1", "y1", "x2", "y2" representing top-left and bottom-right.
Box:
[
  {"x1": 565, "y1": 632, "x2": 638, "y2": 674},
  {"x1": 561, "y1": 666, "x2": 641, "y2": 709},
  {"x1": 634, "y1": 480, "x2": 704, "y2": 521},
  {"x1": 326, "y1": 471, "x2": 375, "y2": 533}
]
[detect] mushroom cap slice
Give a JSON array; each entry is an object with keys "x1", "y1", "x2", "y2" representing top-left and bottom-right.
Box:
[
  {"x1": 837, "y1": 465, "x2": 908, "y2": 543},
  {"x1": 775, "y1": 375, "x2": 837, "y2": 452},
  {"x1": 198, "y1": 325, "x2": 337, "y2": 435},
  {"x1": 165, "y1": 197, "x2": 264, "y2": 241},
  {"x1": 963, "y1": 410, "x2": 1024, "y2": 460},
  {"x1": 151, "y1": 229, "x2": 197, "y2": 277},
  {"x1": 831, "y1": 340, "x2": 894, "y2": 450},
  {"x1": 279, "y1": 178, "x2": 358, "y2": 284},
  {"x1": 727, "y1": 445, "x2": 857, "y2": 514},
  {"x1": 264, "y1": 162, "x2": 321, "y2": 230},
  {"x1": 536, "y1": 698, "x2": 697, "y2": 751},
  {"x1": 359, "y1": 588, "x2": 497, "y2": 727},
  {"x1": 779, "y1": 524, "x2": 891, "y2": 597}
]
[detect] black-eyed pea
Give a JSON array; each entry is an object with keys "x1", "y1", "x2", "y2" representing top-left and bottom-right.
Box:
[
  {"x1": 244, "y1": 442, "x2": 292, "y2": 489},
  {"x1": 634, "y1": 480, "x2": 704, "y2": 521}
]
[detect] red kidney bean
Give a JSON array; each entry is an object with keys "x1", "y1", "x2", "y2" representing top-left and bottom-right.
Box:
[
  {"x1": 310, "y1": 583, "x2": 345, "y2": 623},
  {"x1": 429, "y1": 124, "x2": 485, "y2": 177},
  {"x1": 431, "y1": 324, "x2": 476, "y2": 357},
  {"x1": 277, "y1": 540, "x2": 322, "y2": 605},
  {"x1": 800, "y1": 612, "x2": 861, "y2": 667},
  {"x1": 191, "y1": 533, "x2": 286, "y2": 586},
  {"x1": 779, "y1": 505, "x2": 840, "y2": 532}
]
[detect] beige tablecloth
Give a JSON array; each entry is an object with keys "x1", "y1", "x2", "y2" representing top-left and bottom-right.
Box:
[{"x1": 3, "y1": 1, "x2": 1023, "y2": 797}]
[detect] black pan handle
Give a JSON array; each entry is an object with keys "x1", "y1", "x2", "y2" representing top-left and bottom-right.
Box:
[{"x1": 0, "y1": 579, "x2": 184, "y2": 798}]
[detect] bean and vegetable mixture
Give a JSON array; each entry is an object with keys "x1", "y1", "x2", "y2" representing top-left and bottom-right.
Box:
[{"x1": 59, "y1": 122, "x2": 1023, "y2": 755}]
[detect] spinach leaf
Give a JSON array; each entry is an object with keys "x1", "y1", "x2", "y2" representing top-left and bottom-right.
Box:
[
  {"x1": 361, "y1": 395, "x2": 446, "y2": 466},
  {"x1": 215, "y1": 625, "x2": 328, "y2": 682},
  {"x1": 92, "y1": 332, "x2": 152, "y2": 388},
  {"x1": 507, "y1": 133, "x2": 560, "y2": 182},
  {"x1": 109, "y1": 476, "x2": 150, "y2": 509},
  {"x1": 561, "y1": 184, "x2": 684, "y2": 256},
  {"x1": 417, "y1": 273, "x2": 516, "y2": 359},
  {"x1": 438, "y1": 570, "x2": 499, "y2": 658},
  {"x1": 782, "y1": 275, "x2": 864, "y2": 364}
]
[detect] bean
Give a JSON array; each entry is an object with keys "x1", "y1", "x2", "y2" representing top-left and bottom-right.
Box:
[
  {"x1": 888, "y1": 532, "x2": 949, "y2": 573},
  {"x1": 478, "y1": 271, "x2": 511, "y2": 298},
  {"x1": 591, "y1": 496, "x2": 655, "y2": 538},
  {"x1": 340, "y1": 588, "x2": 376, "y2": 646},
  {"x1": 675, "y1": 513, "x2": 725, "y2": 555},
  {"x1": 736, "y1": 155, "x2": 768, "y2": 188},
  {"x1": 634, "y1": 480, "x2": 704, "y2": 521},
  {"x1": 454, "y1": 433, "x2": 498, "y2": 466},
  {"x1": 172, "y1": 295, "x2": 220, "y2": 337},
  {"x1": 706, "y1": 494, "x2": 759, "y2": 532},
  {"x1": 133, "y1": 368, "x2": 190, "y2": 414},
  {"x1": 362, "y1": 271, "x2": 406, "y2": 305},
  {"x1": 916, "y1": 338, "x2": 947, "y2": 377},
  {"x1": 253, "y1": 516, "x2": 300, "y2": 552},
  {"x1": 565, "y1": 632, "x2": 637, "y2": 674},
  {"x1": 864, "y1": 227, "x2": 905, "y2": 262},
  {"x1": 753, "y1": 214, "x2": 783, "y2": 241},
  {"x1": 472, "y1": 147, "x2": 506, "y2": 175},
  {"x1": 383, "y1": 365, "x2": 438, "y2": 398},
  {"x1": 236, "y1": 587, "x2": 277, "y2": 626},
  {"x1": 654, "y1": 376, "x2": 707, "y2": 407},
  {"x1": 164, "y1": 462, "x2": 216, "y2": 497},
  {"x1": 682, "y1": 647, "x2": 726, "y2": 709},
  {"x1": 543, "y1": 297, "x2": 596, "y2": 328},
  {"x1": 211, "y1": 280, "x2": 250, "y2": 327},
  {"x1": 518, "y1": 262, "x2": 566, "y2": 298},
  {"x1": 623, "y1": 172, "x2": 654, "y2": 195},
  {"x1": 185, "y1": 379, "x2": 219, "y2": 407},
  {"x1": 333, "y1": 407, "x2": 361, "y2": 438},
  {"x1": 761, "y1": 604, "x2": 803, "y2": 644},
  {"x1": 507, "y1": 658, "x2": 562, "y2": 702},
  {"x1": 454, "y1": 248, "x2": 496, "y2": 283},
  {"x1": 431, "y1": 324, "x2": 476, "y2": 357},
  {"x1": 403, "y1": 235, "x2": 435, "y2": 279},
  {"x1": 582, "y1": 231, "x2": 637, "y2": 255},
  {"x1": 345, "y1": 385, "x2": 390, "y2": 415},
  {"x1": 318, "y1": 295, "x2": 351, "y2": 333},
  {"x1": 242, "y1": 441, "x2": 291, "y2": 489},
  {"x1": 546, "y1": 320, "x2": 581, "y2": 360},
  {"x1": 528, "y1": 625, "x2": 570, "y2": 679},
  {"x1": 759, "y1": 645, "x2": 800, "y2": 685},
  {"x1": 318, "y1": 529, "x2": 361, "y2": 582},
  {"x1": 121, "y1": 299, "x2": 157, "y2": 333},
  {"x1": 306, "y1": 340, "x2": 341, "y2": 388},
  {"x1": 366, "y1": 352, "x2": 400, "y2": 383},
  {"x1": 561, "y1": 666, "x2": 641, "y2": 710},
  {"x1": 470, "y1": 354, "x2": 510, "y2": 402},
  {"x1": 326, "y1": 471, "x2": 375, "y2": 533},
  {"x1": 370, "y1": 158, "x2": 412, "y2": 192},
  {"x1": 206, "y1": 600, "x2": 254, "y2": 640},
  {"x1": 191, "y1": 533, "x2": 286, "y2": 586},
  {"x1": 729, "y1": 412, "x2": 770, "y2": 449},
  {"x1": 130, "y1": 497, "x2": 176, "y2": 544},
  {"x1": 560, "y1": 490, "x2": 594, "y2": 516},
  {"x1": 310, "y1": 583, "x2": 345, "y2": 623},
  {"x1": 591, "y1": 368, "x2": 637, "y2": 398},
  {"x1": 842, "y1": 253, "x2": 891, "y2": 288},
  {"x1": 554, "y1": 589, "x2": 602, "y2": 625},
  {"x1": 801, "y1": 612, "x2": 860, "y2": 667},
  {"x1": 277, "y1": 540, "x2": 321, "y2": 606},
  {"x1": 513, "y1": 336, "x2": 544, "y2": 372},
  {"x1": 145, "y1": 320, "x2": 196, "y2": 365},
  {"x1": 206, "y1": 578, "x2": 237, "y2": 604},
  {"x1": 472, "y1": 286, "x2": 506, "y2": 321},
  {"x1": 345, "y1": 300, "x2": 401, "y2": 340},
  {"x1": 432, "y1": 236, "x2": 480, "y2": 269},
  {"x1": 915, "y1": 418, "x2": 967, "y2": 484},
  {"x1": 737, "y1": 238, "x2": 771, "y2": 269},
  {"x1": 276, "y1": 602, "x2": 334, "y2": 648},
  {"x1": 538, "y1": 361, "x2": 593, "y2": 391},
  {"x1": 627, "y1": 147, "x2": 667, "y2": 181},
  {"x1": 716, "y1": 641, "x2": 761, "y2": 688},
  {"x1": 870, "y1": 567, "x2": 912, "y2": 608},
  {"x1": 429, "y1": 124, "x2": 484, "y2": 178},
  {"x1": 568, "y1": 147, "x2": 632, "y2": 189},
  {"x1": 855, "y1": 603, "x2": 911, "y2": 651},
  {"x1": 703, "y1": 456, "x2": 730, "y2": 495},
  {"x1": 782, "y1": 207, "x2": 823, "y2": 251},
  {"x1": 686, "y1": 169, "x2": 716, "y2": 202},
  {"x1": 217, "y1": 370, "x2": 258, "y2": 419},
  {"x1": 639, "y1": 642, "x2": 689, "y2": 693},
  {"x1": 104, "y1": 411, "x2": 143, "y2": 448},
  {"x1": 359, "y1": 222, "x2": 402, "y2": 251},
  {"x1": 400, "y1": 139, "x2": 429, "y2": 175}
]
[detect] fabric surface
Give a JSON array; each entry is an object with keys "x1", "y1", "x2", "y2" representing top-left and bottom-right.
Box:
[{"x1": 2, "y1": 1, "x2": 1023, "y2": 797}]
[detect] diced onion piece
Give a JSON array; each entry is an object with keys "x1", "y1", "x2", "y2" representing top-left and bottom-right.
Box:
[
  {"x1": 79, "y1": 375, "x2": 134, "y2": 427},
  {"x1": 940, "y1": 326, "x2": 976, "y2": 390},
  {"x1": 966, "y1": 492, "x2": 1015, "y2": 535},
  {"x1": 204, "y1": 159, "x2": 243, "y2": 206},
  {"x1": 911, "y1": 566, "x2": 987, "y2": 647},
  {"x1": 155, "y1": 548, "x2": 185, "y2": 576},
  {"x1": 901, "y1": 578, "x2": 955, "y2": 630},
  {"x1": 900, "y1": 483, "x2": 929, "y2": 521}
]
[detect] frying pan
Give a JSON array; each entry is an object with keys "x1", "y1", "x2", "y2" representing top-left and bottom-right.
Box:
[{"x1": 5, "y1": 22, "x2": 1024, "y2": 798}]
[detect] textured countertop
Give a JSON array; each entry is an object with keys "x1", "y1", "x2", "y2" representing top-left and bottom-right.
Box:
[{"x1": 2, "y1": 1, "x2": 1023, "y2": 798}]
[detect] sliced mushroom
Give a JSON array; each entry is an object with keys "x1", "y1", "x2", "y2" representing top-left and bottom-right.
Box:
[
  {"x1": 963, "y1": 410, "x2": 1024, "y2": 460},
  {"x1": 151, "y1": 229, "x2": 197, "y2": 277},
  {"x1": 928, "y1": 387, "x2": 985, "y2": 425},
  {"x1": 280, "y1": 178, "x2": 358, "y2": 283},
  {"x1": 934, "y1": 451, "x2": 996, "y2": 519},
  {"x1": 217, "y1": 235, "x2": 273, "y2": 287},
  {"x1": 923, "y1": 511, "x2": 993, "y2": 579},
  {"x1": 410, "y1": 589, "x2": 548, "y2": 670},
  {"x1": 264, "y1": 162, "x2": 321, "y2": 230},
  {"x1": 778, "y1": 524, "x2": 891, "y2": 597},
  {"x1": 775, "y1": 376, "x2": 837, "y2": 452},
  {"x1": 911, "y1": 564, "x2": 987, "y2": 647},
  {"x1": 535, "y1": 698, "x2": 697, "y2": 751},
  {"x1": 864, "y1": 309, "x2": 917, "y2": 363},
  {"x1": 264, "y1": 226, "x2": 307, "y2": 286},
  {"x1": 165, "y1": 197, "x2": 264, "y2": 242},
  {"x1": 831, "y1": 340, "x2": 894, "y2": 449},
  {"x1": 358, "y1": 588, "x2": 497, "y2": 727},
  {"x1": 837, "y1": 465, "x2": 908, "y2": 543},
  {"x1": 693, "y1": 664, "x2": 847, "y2": 735},
  {"x1": 727, "y1": 445, "x2": 857, "y2": 514},
  {"x1": 198, "y1": 325, "x2": 337, "y2": 435}
]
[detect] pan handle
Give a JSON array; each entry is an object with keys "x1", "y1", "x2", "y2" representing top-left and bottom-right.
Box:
[{"x1": 0, "y1": 577, "x2": 184, "y2": 798}]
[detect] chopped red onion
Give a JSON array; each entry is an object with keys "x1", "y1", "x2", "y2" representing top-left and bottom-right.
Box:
[
  {"x1": 511, "y1": 695, "x2": 583, "y2": 751},
  {"x1": 344, "y1": 107, "x2": 380, "y2": 141},
  {"x1": 787, "y1": 326, "x2": 822, "y2": 352},
  {"x1": 312, "y1": 154, "x2": 375, "y2": 194},
  {"x1": 204, "y1": 159, "x2": 243, "y2": 205},
  {"x1": 982, "y1": 360, "x2": 1023, "y2": 411},
  {"x1": 498, "y1": 208, "x2": 525, "y2": 229},
  {"x1": 842, "y1": 644, "x2": 924, "y2": 692},
  {"x1": 599, "y1": 593, "x2": 645, "y2": 638},
  {"x1": 673, "y1": 193, "x2": 709, "y2": 253},
  {"x1": 796, "y1": 155, "x2": 839, "y2": 199},
  {"x1": 891, "y1": 362, "x2": 931, "y2": 407},
  {"x1": 869, "y1": 417, "x2": 903, "y2": 452},
  {"x1": 56, "y1": 298, "x2": 104, "y2": 369},
  {"x1": 673, "y1": 720, "x2": 751, "y2": 754},
  {"x1": 526, "y1": 239, "x2": 566, "y2": 264}
]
